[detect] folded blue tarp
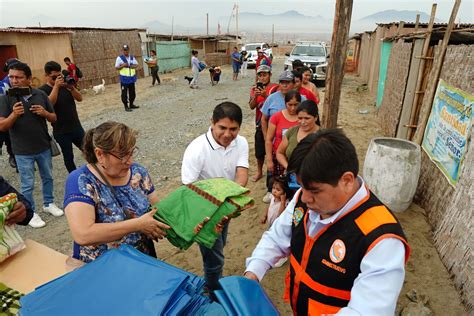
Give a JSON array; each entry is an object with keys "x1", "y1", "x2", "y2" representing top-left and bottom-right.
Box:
[
  {"x1": 20, "y1": 245, "x2": 221, "y2": 316},
  {"x1": 215, "y1": 276, "x2": 280, "y2": 316}
]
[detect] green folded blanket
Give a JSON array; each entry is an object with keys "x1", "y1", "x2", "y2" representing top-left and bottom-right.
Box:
[
  {"x1": 153, "y1": 178, "x2": 254, "y2": 249},
  {"x1": 0, "y1": 282, "x2": 23, "y2": 316},
  {"x1": 0, "y1": 193, "x2": 26, "y2": 263}
]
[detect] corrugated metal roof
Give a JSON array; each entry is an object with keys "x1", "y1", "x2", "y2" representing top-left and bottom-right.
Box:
[
  {"x1": 0, "y1": 26, "x2": 146, "y2": 34},
  {"x1": 376, "y1": 22, "x2": 474, "y2": 28},
  {"x1": 0, "y1": 28, "x2": 72, "y2": 34},
  {"x1": 29, "y1": 26, "x2": 147, "y2": 32}
]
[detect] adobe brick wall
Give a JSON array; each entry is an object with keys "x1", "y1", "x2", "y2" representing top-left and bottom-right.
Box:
[
  {"x1": 414, "y1": 44, "x2": 474, "y2": 310},
  {"x1": 70, "y1": 30, "x2": 144, "y2": 89}
]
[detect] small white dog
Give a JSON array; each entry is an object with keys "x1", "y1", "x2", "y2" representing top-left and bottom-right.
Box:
[{"x1": 92, "y1": 79, "x2": 106, "y2": 94}]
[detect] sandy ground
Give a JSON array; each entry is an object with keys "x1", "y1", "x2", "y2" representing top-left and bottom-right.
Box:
[{"x1": 4, "y1": 57, "x2": 466, "y2": 314}]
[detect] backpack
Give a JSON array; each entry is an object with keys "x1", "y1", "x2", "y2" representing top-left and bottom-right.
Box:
[{"x1": 75, "y1": 65, "x2": 83, "y2": 79}]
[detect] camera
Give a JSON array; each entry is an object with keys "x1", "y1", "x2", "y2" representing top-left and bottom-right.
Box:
[
  {"x1": 62, "y1": 70, "x2": 76, "y2": 85},
  {"x1": 256, "y1": 82, "x2": 264, "y2": 89}
]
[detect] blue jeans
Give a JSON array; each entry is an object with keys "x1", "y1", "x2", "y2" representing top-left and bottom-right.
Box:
[
  {"x1": 15, "y1": 149, "x2": 54, "y2": 212},
  {"x1": 54, "y1": 128, "x2": 85, "y2": 173},
  {"x1": 199, "y1": 222, "x2": 229, "y2": 292}
]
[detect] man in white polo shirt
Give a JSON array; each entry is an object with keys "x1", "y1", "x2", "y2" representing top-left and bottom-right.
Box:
[{"x1": 181, "y1": 101, "x2": 249, "y2": 297}]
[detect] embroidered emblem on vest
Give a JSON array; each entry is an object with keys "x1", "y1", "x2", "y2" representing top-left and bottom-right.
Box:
[
  {"x1": 293, "y1": 207, "x2": 304, "y2": 225},
  {"x1": 329, "y1": 239, "x2": 346, "y2": 263}
]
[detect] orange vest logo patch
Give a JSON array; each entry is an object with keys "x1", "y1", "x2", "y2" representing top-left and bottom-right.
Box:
[
  {"x1": 329, "y1": 239, "x2": 346, "y2": 263},
  {"x1": 292, "y1": 207, "x2": 304, "y2": 226}
]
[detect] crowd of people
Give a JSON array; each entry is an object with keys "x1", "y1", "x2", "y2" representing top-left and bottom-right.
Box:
[{"x1": 0, "y1": 44, "x2": 410, "y2": 315}]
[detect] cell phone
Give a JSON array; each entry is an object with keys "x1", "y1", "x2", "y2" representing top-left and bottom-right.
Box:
[
  {"x1": 7, "y1": 87, "x2": 31, "y2": 98},
  {"x1": 256, "y1": 82, "x2": 264, "y2": 89}
]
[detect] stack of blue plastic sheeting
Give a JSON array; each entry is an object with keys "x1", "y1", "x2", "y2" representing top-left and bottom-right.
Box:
[
  {"x1": 19, "y1": 245, "x2": 223, "y2": 316},
  {"x1": 215, "y1": 276, "x2": 280, "y2": 316}
]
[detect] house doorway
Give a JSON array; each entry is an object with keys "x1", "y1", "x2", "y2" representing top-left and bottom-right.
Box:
[{"x1": 0, "y1": 45, "x2": 18, "y2": 78}]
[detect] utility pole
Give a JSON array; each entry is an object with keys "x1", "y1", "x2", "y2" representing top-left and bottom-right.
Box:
[
  {"x1": 171, "y1": 16, "x2": 174, "y2": 41},
  {"x1": 236, "y1": 4, "x2": 239, "y2": 42},
  {"x1": 321, "y1": 0, "x2": 353, "y2": 129},
  {"x1": 206, "y1": 13, "x2": 209, "y2": 35},
  {"x1": 272, "y1": 24, "x2": 275, "y2": 46}
]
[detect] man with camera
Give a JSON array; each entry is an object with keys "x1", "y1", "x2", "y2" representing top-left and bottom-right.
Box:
[
  {"x1": 248, "y1": 65, "x2": 278, "y2": 183},
  {"x1": 0, "y1": 62, "x2": 64, "y2": 228},
  {"x1": 39, "y1": 61, "x2": 84, "y2": 173}
]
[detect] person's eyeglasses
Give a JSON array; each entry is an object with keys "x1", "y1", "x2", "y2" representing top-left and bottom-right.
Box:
[{"x1": 107, "y1": 147, "x2": 139, "y2": 163}]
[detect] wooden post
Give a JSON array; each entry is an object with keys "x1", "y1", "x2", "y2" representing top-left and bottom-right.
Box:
[
  {"x1": 407, "y1": 4, "x2": 437, "y2": 140},
  {"x1": 397, "y1": 21, "x2": 405, "y2": 36},
  {"x1": 414, "y1": 14, "x2": 420, "y2": 32},
  {"x1": 321, "y1": 0, "x2": 354, "y2": 129},
  {"x1": 414, "y1": 0, "x2": 461, "y2": 144}
]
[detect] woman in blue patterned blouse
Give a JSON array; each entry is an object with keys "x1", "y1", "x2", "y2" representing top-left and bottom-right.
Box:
[{"x1": 64, "y1": 121, "x2": 169, "y2": 263}]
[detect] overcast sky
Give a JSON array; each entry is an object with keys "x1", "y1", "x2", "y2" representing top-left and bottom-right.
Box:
[{"x1": 0, "y1": 0, "x2": 472, "y2": 29}]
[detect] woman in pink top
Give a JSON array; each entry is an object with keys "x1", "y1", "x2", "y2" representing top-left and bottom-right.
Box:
[{"x1": 265, "y1": 90, "x2": 301, "y2": 177}]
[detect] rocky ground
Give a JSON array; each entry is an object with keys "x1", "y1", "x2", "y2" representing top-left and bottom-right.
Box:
[{"x1": 3, "y1": 57, "x2": 466, "y2": 314}]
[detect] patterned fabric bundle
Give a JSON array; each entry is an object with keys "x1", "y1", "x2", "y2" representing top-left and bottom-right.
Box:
[
  {"x1": 0, "y1": 193, "x2": 26, "y2": 262},
  {"x1": 0, "y1": 282, "x2": 23, "y2": 316},
  {"x1": 153, "y1": 178, "x2": 254, "y2": 250}
]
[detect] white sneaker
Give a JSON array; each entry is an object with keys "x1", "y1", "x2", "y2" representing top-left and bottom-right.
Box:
[
  {"x1": 29, "y1": 213, "x2": 46, "y2": 228},
  {"x1": 43, "y1": 203, "x2": 64, "y2": 217},
  {"x1": 262, "y1": 192, "x2": 272, "y2": 204},
  {"x1": 274, "y1": 257, "x2": 288, "y2": 268}
]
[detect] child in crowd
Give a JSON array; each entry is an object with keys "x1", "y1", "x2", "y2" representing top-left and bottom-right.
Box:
[
  {"x1": 261, "y1": 176, "x2": 291, "y2": 267},
  {"x1": 261, "y1": 176, "x2": 291, "y2": 228},
  {"x1": 209, "y1": 66, "x2": 221, "y2": 86}
]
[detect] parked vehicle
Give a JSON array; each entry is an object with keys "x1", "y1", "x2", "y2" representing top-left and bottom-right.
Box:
[
  {"x1": 284, "y1": 42, "x2": 329, "y2": 84},
  {"x1": 241, "y1": 42, "x2": 273, "y2": 68}
]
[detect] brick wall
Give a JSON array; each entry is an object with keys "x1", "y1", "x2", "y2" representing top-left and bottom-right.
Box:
[
  {"x1": 377, "y1": 40, "x2": 413, "y2": 137},
  {"x1": 414, "y1": 44, "x2": 474, "y2": 310},
  {"x1": 71, "y1": 30, "x2": 144, "y2": 89}
]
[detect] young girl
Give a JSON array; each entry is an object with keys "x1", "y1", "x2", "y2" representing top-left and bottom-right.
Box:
[{"x1": 261, "y1": 176, "x2": 291, "y2": 228}]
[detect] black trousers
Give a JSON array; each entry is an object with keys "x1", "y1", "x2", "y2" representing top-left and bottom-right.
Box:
[
  {"x1": 151, "y1": 67, "x2": 160, "y2": 85},
  {"x1": 121, "y1": 82, "x2": 136, "y2": 108},
  {"x1": 54, "y1": 128, "x2": 85, "y2": 173},
  {"x1": 0, "y1": 131, "x2": 13, "y2": 156}
]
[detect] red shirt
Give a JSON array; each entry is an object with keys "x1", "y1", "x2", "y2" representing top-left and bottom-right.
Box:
[
  {"x1": 269, "y1": 111, "x2": 299, "y2": 152},
  {"x1": 299, "y1": 87, "x2": 318, "y2": 104},
  {"x1": 250, "y1": 83, "x2": 278, "y2": 124},
  {"x1": 67, "y1": 64, "x2": 79, "y2": 82}
]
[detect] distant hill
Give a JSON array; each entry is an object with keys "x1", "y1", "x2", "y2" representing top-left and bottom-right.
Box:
[
  {"x1": 359, "y1": 9, "x2": 443, "y2": 23},
  {"x1": 221, "y1": 10, "x2": 331, "y2": 34}
]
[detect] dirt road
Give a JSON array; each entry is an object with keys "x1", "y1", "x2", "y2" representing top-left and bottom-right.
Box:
[{"x1": 5, "y1": 57, "x2": 465, "y2": 314}]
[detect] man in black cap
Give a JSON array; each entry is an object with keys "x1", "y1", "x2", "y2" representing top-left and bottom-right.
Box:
[
  {"x1": 0, "y1": 58, "x2": 21, "y2": 169},
  {"x1": 115, "y1": 44, "x2": 139, "y2": 112}
]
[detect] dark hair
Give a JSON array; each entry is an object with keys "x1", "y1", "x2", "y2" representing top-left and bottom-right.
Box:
[
  {"x1": 272, "y1": 175, "x2": 294, "y2": 200},
  {"x1": 3, "y1": 58, "x2": 20, "y2": 72},
  {"x1": 292, "y1": 59, "x2": 304, "y2": 70},
  {"x1": 192, "y1": 50, "x2": 198, "y2": 56},
  {"x1": 150, "y1": 50, "x2": 156, "y2": 55},
  {"x1": 291, "y1": 70, "x2": 303, "y2": 80},
  {"x1": 256, "y1": 46, "x2": 261, "y2": 50},
  {"x1": 64, "y1": 57, "x2": 71, "y2": 62},
  {"x1": 44, "y1": 61, "x2": 61, "y2": 74},
  {"x1": 285, "y1": 90, "x2": 301, "y2": 104},
  {"x1": 82, "y1": 121, "x2": 137, "y2": 163},
  {"x1": 287, "y1": 129, "x2": 359, "y2": 187},
  {"x1": 212, "y1": 102, "x2": 243, "y2": 126},
  {"x1": 297, "y1": 100, "x2": 320, "y2": 126},
  {"x1": 9, "y1": 62, "x2": 32, "y2": 78},
  {"x1": 302, "y1": 66, "x2": 312, "y2": 74}
]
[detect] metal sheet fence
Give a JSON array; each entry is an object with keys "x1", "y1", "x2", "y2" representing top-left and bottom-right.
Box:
[{"x1": 155, "y1": 41, "x2": 190, "y2": 72}]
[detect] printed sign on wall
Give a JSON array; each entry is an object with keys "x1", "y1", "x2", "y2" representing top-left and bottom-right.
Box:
[{"x1": 422, "y1": 79, "x2": 473, "y2": 186}]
